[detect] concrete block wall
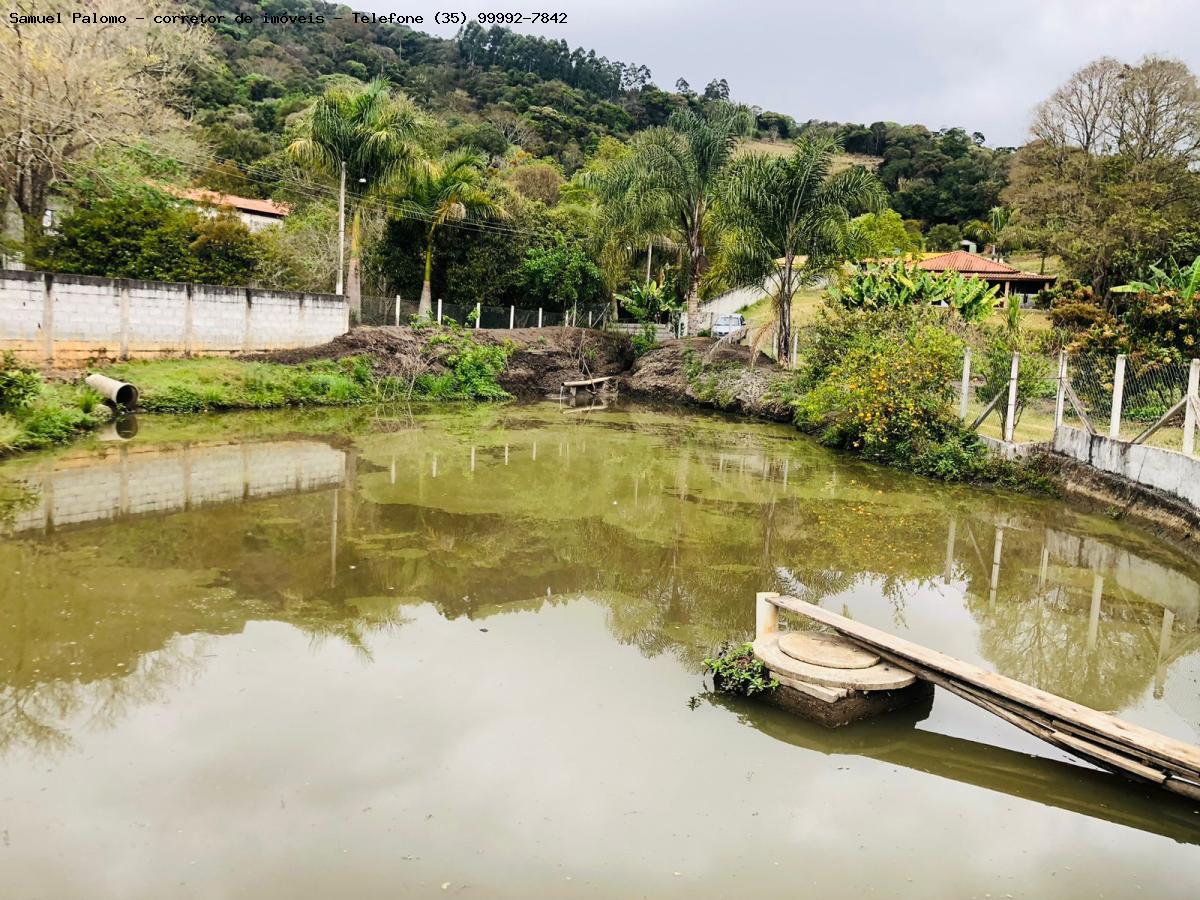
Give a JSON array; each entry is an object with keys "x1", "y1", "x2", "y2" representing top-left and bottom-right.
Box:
[
  {"x1": 1054, "y1": 425, "x2": 1200, "y2": 510},
  {"x1": 2, "y1": 439, "x2": 347, "y2": 534},
  {"x1": 0, "y1": 270, "x2": 349, "y2": 368}
]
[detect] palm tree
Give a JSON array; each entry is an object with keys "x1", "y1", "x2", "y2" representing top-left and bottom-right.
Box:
[
  {"x1": 288, "y1": 79, "x2": 424, "y2": 316},
  {"x1": 592, "y1": 104, "x2": 753, "y2": 333},
  {"x1": 392, "y1": 148, "x2": 501, "y2": 317},
  {"x1": 713, "y1": 136, "x2": 885, "y2": 363}
]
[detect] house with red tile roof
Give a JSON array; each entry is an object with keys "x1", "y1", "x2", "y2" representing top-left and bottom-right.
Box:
[
  {"x1": 162, "y1": 186, "x2": 291, "y2": 232},
  {"x1": 915, "y1": 250, "x2": 1055, "y2": 295}
]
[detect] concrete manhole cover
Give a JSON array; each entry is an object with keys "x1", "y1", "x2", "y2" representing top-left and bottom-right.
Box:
[{"x1": 778, "y1": 632, "x2": 881, "y2": 670}]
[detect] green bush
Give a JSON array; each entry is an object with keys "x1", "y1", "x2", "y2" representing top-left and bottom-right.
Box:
[
  {"x1": 1049, "y1": 301, "x2": 1113, "y2": 331},
  {"x1": 791, "y1": 317, "x2": 964, "y2": 462},
  {"x1": 0, "y1": 353, "x2": 43, "y2": 413},
  {"x1": 631, "y1": 323, "x2": 659, "y2": 357},
  {"x1": 33, "y1": 185, "x2": 265, "y2": 286},
  {"x1": 704, "y1": 643, "x2": 778, "y2": 697}
]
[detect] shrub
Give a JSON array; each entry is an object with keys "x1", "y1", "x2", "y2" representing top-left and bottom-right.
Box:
[
  {"x1": 631, "y1": 323, "x2": 659, "y2": 357},
  {"x1": 1049, "y1": 301, "x2": 1113, "y2": 331},
  {"x1": 0, "y1": 353, "x2": 43, "y2": 413},
  {"x1": 792, "y1": 318, "x2": 964, "y2": 463},
  {"x1": 704, "y1": 643, "x2": 778, "y2": 696}
]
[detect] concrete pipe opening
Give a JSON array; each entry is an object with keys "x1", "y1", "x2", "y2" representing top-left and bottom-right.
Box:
[{"x1": 84, "y1": 373, "x2": 140, "y2": 409}]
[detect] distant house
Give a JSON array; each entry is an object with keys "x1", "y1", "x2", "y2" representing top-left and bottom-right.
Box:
[
  {"x1": 914, "y1": 250, "x2": 1055, "y2": 296},
  {"x1": 161, "y1": 186, "x2": 291, "y2": 232}
]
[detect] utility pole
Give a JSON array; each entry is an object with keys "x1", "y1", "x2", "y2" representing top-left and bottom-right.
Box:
[{"x1": 336, "y1": 160, "x2": 346, "y2": 296}]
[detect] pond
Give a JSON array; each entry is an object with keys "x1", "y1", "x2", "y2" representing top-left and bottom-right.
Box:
[{"x1": 1, "y1": 401, "x2": 1198, "y2": 898}]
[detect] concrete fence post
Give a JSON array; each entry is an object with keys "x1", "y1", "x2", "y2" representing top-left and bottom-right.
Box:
[
  {"x1": 537, "y1": 307, "x2": 543, "y2": 328},
  {"x1": 41, "y1": 273, "x2": 55, "y2": 366},
  {"x1": 436, "y1": 297, "x2": 442, "y2": 325},
  {"x1": 184, "y1": 284, "x2": 195, "y2": 357},
  {"x1": 588, "y1": 310, "x2": 593, "y2": 328},
  {"x1": 394, "y1": 294, "x2": 401, "y2": 327},
  {"x1": 1054, "y1": 350, "x2": 1067, "y2": 436},
  {"x1": 509, "y1": 305, "x2": 515, "y2": 330},
  {"x1": 474, "y1": 302, "x2": 481, "y2": 330},
  {"x1": 755, "y1": 591, "x2": 780, "y2": 640},
  {"x1": 1109, "y1": 353, "x2": 1126, "y2": 439},
  {"x1": 118, "y1": 281, "x2": 131, "y2": 360},
  {"x1": 1004, "y1": 351, "x2": 1020, "y2": 443},
  {"x1": 1184, "y1": 358, "x2": 1199, "y2": 458},
  {"x1": 959, "y1": 347, "x2": 972, "y2": 421}
]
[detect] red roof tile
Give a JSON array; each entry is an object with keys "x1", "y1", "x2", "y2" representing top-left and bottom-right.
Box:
[
  {"x1": 916, "y1": 250, "x2": 1020, "y2": 276},
  {"x1": 165, "y1": 186, "x2": 291, "y2": 218}
]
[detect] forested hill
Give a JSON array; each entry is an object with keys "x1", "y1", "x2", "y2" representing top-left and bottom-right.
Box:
[{"x1": 188, "y1": 0, "x2": 1009, "y2": 227}]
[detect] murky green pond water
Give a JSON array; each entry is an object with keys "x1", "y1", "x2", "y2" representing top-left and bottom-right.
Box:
[{"x1": 1, "y1": 401, "x2": 1198, "y2": 898}]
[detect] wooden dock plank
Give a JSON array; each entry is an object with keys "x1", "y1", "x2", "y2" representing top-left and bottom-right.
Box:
[{"x1": 772, "y1": 596, "x2": 1200, "y2": 780}]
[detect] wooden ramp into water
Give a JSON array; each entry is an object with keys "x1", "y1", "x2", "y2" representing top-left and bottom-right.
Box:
[{"x1": 767, "y1": 595, "x2": 1200, "y2": 802}]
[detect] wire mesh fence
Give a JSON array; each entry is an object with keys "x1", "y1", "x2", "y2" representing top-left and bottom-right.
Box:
[
  {"x1": 959, "y1": 346, "x2": 1060, "y2": 444},
  {"x1": 356, "y1": 298, "x2": 612, "y2": 330},
  {"x1": 961, "y1": 345, "x2": 1199, "y2": 453},
  {"x1": 1116, "y1": 356, "x2": 1192, "y2": 449}
]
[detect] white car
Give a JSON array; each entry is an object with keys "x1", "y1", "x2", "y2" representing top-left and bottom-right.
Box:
[{"x1": 712, "y1": 314, "x2": 745, "y2": 337}]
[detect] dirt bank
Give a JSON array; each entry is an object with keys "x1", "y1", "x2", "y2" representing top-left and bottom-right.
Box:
[
  {"x1": 255, "y1": 325, "x2": 634, "y2": 396},
  {"x1": 624, "y1": 337, "x2": 793, "y2": 420}
]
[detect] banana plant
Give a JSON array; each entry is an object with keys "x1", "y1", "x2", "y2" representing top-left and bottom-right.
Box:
[
  {"x1": 1113, "y1": 255, "x2": 1200, "y2": 301},
  {"x1": 833, "y1": 258, "x2": 998, "y2": 322}
]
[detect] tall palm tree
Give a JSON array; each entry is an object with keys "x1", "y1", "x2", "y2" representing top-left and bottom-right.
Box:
[
  {"x1": 393, "y1": 148, "x2": 501, "y2": 317},
  {"x1": 713, "y1": 136, "x2": 885, "y2": 363},
  {"x1": 288, "y1": 79, "x2": 424, "y2": 316},
  {"x1": 592, "y1": 104, "x2": 753, "y2": 333}
]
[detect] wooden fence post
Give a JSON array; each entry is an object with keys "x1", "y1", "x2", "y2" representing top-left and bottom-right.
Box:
[
  {"x1": 755, "y1": 592, "x2": 780, "y2": 640},
  {"x1": 1109, "y1": 353, "x2": 1126, "y2": 439},
  {"x1": 1004, "y1": 352, "x2": 1020, "y2": 443},
  {"x1": 1054, "y1": 350, "x2": 1067, "y2": 437},
  {"x1": 959, "y1": 347, "x2": 972, "y2": 421},
  {"x1": 1184, "y1": 358, "x2": 1199, "y2": 457}
]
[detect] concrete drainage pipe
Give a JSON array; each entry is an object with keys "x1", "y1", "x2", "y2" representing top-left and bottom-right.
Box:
[{"x1": 84, "y1": 373, "x2": 140, "y2": 409}]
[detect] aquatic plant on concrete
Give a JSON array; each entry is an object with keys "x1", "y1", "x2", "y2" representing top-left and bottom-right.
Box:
[{"x1": 704, "y1": 642, "x2": 778, "y2": 697}]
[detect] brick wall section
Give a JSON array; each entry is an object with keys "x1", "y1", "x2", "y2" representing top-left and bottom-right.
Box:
[
  {"x1": 2, "y1": 439, "x2": 347, "y2": 534},
  {"x1": 0, "y1": 270, "x2": 349, "y2": 368}
]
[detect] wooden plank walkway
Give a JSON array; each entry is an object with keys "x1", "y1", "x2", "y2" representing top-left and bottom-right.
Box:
[
  {"x1": 562, "y1": 375, "x2": 616, "y2": 400},
  {"x1": 769, "y1": 595, "x2": 1200, "y2": 801}
]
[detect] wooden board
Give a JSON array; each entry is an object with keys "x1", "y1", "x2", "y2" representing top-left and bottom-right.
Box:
[
  {"x1": 770, "y1": 596, "x2": 1200, "y2": 782},
  {"x1": 563, "y1": 376, "x2": 613, "y2": 388}
]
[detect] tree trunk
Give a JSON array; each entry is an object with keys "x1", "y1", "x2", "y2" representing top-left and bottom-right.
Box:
[
  {"x1": 776, "y1": 257, "x2": 793, "y2": 365},
  {"x1": 417, "y1": 233, "x2": 435, "y2": 317},
  {"x1": 684, "y1": 223, "x2": 704, "y2": 336}
]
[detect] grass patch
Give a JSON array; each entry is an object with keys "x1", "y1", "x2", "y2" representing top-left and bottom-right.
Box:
[
  {"x1": 0, "y1": 354, "x2": 108, "y2": 456},
  {"x1": 98, "y1": 357, "x2": 382, "y2": 413}
]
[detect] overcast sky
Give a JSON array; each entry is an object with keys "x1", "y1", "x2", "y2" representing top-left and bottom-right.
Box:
[{"x1": 351, "y1": 0, "x2": 1200, "y2": 147}]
